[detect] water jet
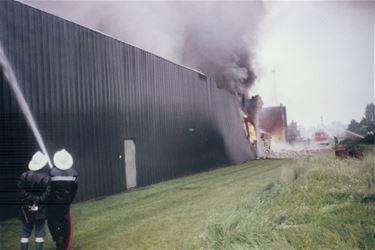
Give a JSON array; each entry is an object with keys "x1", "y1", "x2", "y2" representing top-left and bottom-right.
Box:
[{"x1": 0, "y1": 43, "x2": 52, "y2": 168}]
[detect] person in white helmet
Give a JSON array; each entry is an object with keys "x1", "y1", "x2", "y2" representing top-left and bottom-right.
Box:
[
  {"x1": 18, "y1": 151, "x2": 51, "y2": 250},
  {"x1": 48, "y1": 149, "x2": 78, "y2": 250}
]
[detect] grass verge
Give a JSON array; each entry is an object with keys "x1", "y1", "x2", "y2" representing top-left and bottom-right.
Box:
[
  {"x1": 0, "y1": 160, "x2": 287, "y2": 249},
  {"x1": 199, "y1": 149, "x2": 375, "y2": 249},
  {"x1": 1, "y1": 148, "x2": 374, "y2": 249}
]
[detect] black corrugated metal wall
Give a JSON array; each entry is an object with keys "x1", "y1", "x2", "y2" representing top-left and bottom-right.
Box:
[{"x1": 0, "y1": 0, "x2": 255, "y2": 220}]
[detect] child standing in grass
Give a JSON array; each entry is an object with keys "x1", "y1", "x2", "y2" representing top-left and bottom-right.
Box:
[{"x1": 18, "y1": 151, "x2": 51, "y2": 250}]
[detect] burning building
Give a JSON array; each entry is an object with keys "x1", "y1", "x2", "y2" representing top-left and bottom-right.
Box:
[
  {"x1": 241, "y1": 95, "x2": 263, "y2": 154},
  {"x1": 259, "y1": 105, "x2": 288, "y2": 144},
  {"x1": 0, "y1": 0, "x2": 256, "y2": 220},
  {"x1": 241, "y1": 100, "x2": 288, "y2": 158}
]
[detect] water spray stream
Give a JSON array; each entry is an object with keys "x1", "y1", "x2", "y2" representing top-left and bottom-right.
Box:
[
  {"x1": 0, "y1": 43, "x2": 53, "y2": 168},
  {"x1": 345, "y1": 129, "x2": 365, "y2": 139},
  {"x1": 321, "y1": 123, "x2": 365, "y2": 139}
]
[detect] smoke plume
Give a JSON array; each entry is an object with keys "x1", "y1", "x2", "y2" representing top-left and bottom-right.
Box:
[
  {"x1": 24, "y1": 1, "x2": 264, "y2": 97},
  {"x1": 179, "y1": 2, "x2": 263, "y2": 97}
]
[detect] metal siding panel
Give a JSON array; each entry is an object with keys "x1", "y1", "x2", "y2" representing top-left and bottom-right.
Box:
[
  {"x1": 0, "y1": 0, "x2": 256, "y2": 221},
  {"x1": 109, "y1": 41, "x2": 116, "y2": 193},
  {"x1": 88, "y1": 30, "x2": 99, "y2": 198},
  {"x1": 116, "y1": 42, "x2": 125, "y2": 192},
  {"x1": 103, "y1": 36, "x2": 111, "y2": 196},
  {"x1": 34, "y1": 11, "x2": 44, "y2": 115},
  {"x1": 80, "y1": 27, "x2": 91, "y2": 200},
  {"x1": 40, "y1": 11, "x2": 50, "y2": 115},
  {"x1": 93, "y1": 32, "x2": 102, "y2": 198},
  {"x1": 62, "y1": 20, "x2": 71, "y2": 115},
  {"x1": 115, "y1": 41, "x2": 124, "y2": 193},
  {"x1": 25, "y1": 7, "x2": 36, "y2": 113}
]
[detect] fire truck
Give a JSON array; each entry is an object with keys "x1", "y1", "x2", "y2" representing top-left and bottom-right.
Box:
[{"x1": 313, "y1": 130, "x2": 331, "y2": 146}]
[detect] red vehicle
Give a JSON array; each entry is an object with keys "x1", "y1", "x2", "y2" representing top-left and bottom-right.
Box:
[{"x1": 313, "y1": 131, "x2": 331, "y2": 145}]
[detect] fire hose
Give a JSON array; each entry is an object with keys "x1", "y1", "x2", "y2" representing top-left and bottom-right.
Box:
[{"x1": 66, "y1": 209, "x2": 73, "y2": 250}]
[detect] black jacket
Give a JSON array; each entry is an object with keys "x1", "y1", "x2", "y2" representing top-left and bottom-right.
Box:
[
  {"x1": 49, "y1": 167, "x2": 78, "y2": 205},
  {"x1": 18, "y1": 166, "x2": 51, "y2": 222}
]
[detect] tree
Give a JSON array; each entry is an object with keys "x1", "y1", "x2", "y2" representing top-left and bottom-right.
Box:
[
  {"x1": 287, "y1": 120, "x2": 301, "y2": 143},
  {"x1": 348, "y1": 119, "x2": 361, "y2": 133},
  {"x1": 347, "y1": 103, "x2": 375, "y2": 137},
  {"x1": 365, "y1": 103, "x2": 375, "y2": 124}
]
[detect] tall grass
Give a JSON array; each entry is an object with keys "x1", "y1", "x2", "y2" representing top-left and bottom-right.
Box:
[{"x1": 199, "y1": 149, "x2": 375, "y2": 249}]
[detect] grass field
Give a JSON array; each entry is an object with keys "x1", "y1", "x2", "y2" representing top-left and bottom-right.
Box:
[{"x1": 1, "y1": 148, "x2": 374, "y2": 249}]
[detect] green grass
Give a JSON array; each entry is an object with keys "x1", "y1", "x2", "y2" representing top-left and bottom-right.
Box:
[
  {"x1": 198, "y1": 150, "x2": 375, "y2": 249},
  {"x1": 1, "y1": 148, "x2": 374, "y2": 249}
]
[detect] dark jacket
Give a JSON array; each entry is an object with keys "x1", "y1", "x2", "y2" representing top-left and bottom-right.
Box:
[
  {"x1": 18, "y1": 166, "x2": 51, "y2": 222},
  {"x1": 49, "y1": 167, "x2": 78, "y2": 206}
]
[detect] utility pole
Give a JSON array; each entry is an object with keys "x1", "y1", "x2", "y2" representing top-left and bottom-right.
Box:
[{"x1": 271, "y1": 69, "x2": 278, "y2": 105}]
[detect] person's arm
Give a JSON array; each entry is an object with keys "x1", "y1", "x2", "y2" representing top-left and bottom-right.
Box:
[
  {"x1": 70, "y1": 177, "x2": 78, "y2": 203},
  {"x1": 35, "y1": 176, "x2": 51, "y2": 204},
  {"x1": 18, "y1": 173, "x2": 38, "y2": 205}
]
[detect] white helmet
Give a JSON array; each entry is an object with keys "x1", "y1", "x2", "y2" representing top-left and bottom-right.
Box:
[
  {"x1": 28, "y1": 151, "x2": 48, "y2": 171},
  {"x1": 53, "y1": 149, "x2": 73, "y2": 170}
]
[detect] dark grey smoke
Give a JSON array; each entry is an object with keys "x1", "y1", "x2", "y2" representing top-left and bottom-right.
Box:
[
  {"x1": 179, "y1": 2, "x2": 263, "y2": 97},
  {"x1": 23, "y1": 1, "x2": 264, "y2": 97},
  {"x1": 243, "y1": 95, "x2": 263, "y2": 125}
]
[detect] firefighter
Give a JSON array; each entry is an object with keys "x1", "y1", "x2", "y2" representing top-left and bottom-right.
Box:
[
  {"x1": 18, "y1": 151, "x2": 51, "y2": 250},
  {"x1": 48, "y1": 149, "x2": 78, "y2": 250}
]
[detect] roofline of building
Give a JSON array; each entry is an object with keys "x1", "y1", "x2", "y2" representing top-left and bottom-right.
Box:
[{"x1": 16, "y1": 0, "x2": 207, "y2": 77}]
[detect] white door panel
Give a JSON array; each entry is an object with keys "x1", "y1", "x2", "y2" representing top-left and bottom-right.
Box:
[{"x1": 124, "y1": 140, "x2": 136, "y2": 189}]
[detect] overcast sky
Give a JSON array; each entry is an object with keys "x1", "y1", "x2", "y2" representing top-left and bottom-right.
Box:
[
  {"x1": 23, "y1": 0, "x2": 374, "y2": 128},
  {"x1": 253, "y1": 1, "x2": 374, "y2": 128}
]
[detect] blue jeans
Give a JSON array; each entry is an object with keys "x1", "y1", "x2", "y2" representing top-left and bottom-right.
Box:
[{"x1": 21, "y1": 220, "x2": 45, "y2": 238}]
